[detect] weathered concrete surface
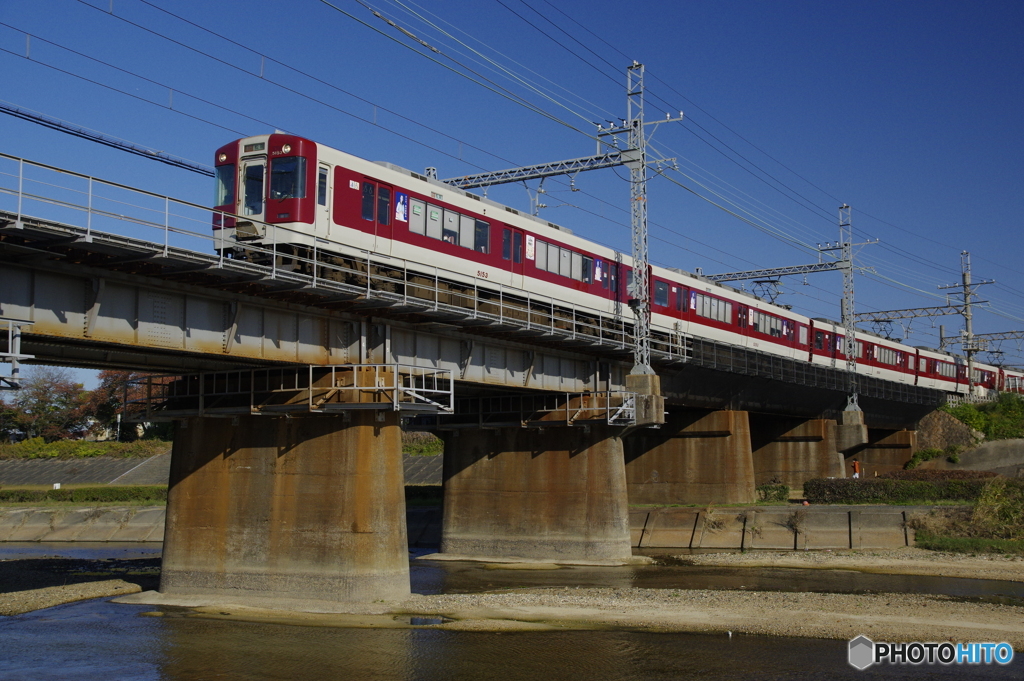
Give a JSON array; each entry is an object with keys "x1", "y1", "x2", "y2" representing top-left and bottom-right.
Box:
[
  {"x1": 749, "y1": 416, "x2": 843, "y2": 492},
  {"x1": 160, "y1": 413, "x2": 410, "y2": 604},
  {"x1": 440, "y1": 425, "x2": 631, "y2": 562},
  {"x1": 624, "y1": 410, "x2": 755, "y2": 506},
  {"x1": 848, "y1": 429, "x2": 917, "y2": 478},
  {"x1": 836, "y1": 410, "x2": 869, "y2": 454},
  {"x1": 920, "y1": 438, "x2": 1024, "y2": 478},
  {"x1": 630, "y1": 505, "x2": 921, "y2": 550}
]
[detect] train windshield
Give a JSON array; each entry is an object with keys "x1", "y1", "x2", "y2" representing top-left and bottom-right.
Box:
[
  {"x1": 270, "y1": 156, "x2": 306, "y2": 200},
  {"x1": 214, "y1": 165, "x2": 235, "y2": 207}
]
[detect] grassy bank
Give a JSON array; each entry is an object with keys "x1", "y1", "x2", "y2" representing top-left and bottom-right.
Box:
[
  {"x1": 910, "y1": 478, "x2": 1024, "y2": 554},
  {"x1": 0, "y1": 438, "x2": 170, "y2": 460}
]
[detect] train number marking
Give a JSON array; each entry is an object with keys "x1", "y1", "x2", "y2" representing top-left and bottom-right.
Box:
[{"x1": 477, "y1": 271, "x2": 489, "y2": 279}]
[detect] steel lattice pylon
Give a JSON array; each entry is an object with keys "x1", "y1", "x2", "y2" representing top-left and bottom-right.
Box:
[{"x1": 626, "y1": 62, "x2": 653, "y2": 374}]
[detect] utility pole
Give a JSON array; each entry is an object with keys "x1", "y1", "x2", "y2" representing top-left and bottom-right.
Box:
[
  {"x1": 442, "y1": 63, "x2": 681, "y2": 377},
  {"x1": 625, "y1": 62, "x2": 652, "y2": 374},
  {"x1": 706, "y1": 205, "x2": 873, "y2": 406},
  {"x1": 938, "y1": 252, "x2": 993, "y2": 395}
]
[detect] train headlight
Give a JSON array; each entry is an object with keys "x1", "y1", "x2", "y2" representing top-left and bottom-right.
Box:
[
  {"x1": 281, "y1": 144, "x2": 292, "y2": 154},
  {"x1": 218, "y1": 153, "x2": 227, "y2": 162}
]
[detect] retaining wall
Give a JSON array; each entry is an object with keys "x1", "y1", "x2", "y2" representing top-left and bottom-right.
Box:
[{"x1": 2, "y1": 504, "x2": 928, "y2": 550}]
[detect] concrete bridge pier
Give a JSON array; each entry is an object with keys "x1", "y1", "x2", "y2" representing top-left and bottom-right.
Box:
[
  {"x1": 160, "y1": 412, "x2": 410, "y2": 605},
  {"x1": 624, "y1": 409, "x2": 756, "y2": 506},
  {"x1": 749, "y1": 415, "x2": 844, "y2": 493},
  {"x1": 848, "y1": 429, "x2": 918, "y2": 478},
  {"x1": 439, "y1": 425, "x2": 632, "y2": 563}
]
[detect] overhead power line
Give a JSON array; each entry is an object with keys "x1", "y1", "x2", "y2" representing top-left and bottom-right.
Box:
[{"x1": 0, "y1": 101, "x2": 214, "y2": 177}]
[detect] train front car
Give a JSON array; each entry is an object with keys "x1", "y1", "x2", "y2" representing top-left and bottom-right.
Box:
[{"x1": 213, "y1": 134, "x2": 319, "y2": 267}]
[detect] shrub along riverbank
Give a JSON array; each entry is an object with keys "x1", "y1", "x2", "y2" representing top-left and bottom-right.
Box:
[
  {"x1": 0, "y1": 439, "x2": 170, "y2": 460},
  {"x1": 0, "y1": 485, "x2": 167, "y2": 504}
]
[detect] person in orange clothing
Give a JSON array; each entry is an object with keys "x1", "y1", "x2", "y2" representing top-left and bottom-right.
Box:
[{"x1": 851, "y1": 458, "x2": 861, "y2": 479}]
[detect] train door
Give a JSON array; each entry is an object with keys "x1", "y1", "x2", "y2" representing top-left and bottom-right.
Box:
[
  {"x1": 315, "y1": 164, "x2": 330, "y2": 236},
  {"x1": 501, "y1": 226, "x2": 524, "y2": 288},
  {"x1": 359, "y1": 180, "x2": 394, "y2": 254},
  {"x1": 240, "y1": 157, "x2": 267, "y2": 224}
]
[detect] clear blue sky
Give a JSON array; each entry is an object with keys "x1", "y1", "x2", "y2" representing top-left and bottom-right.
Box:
[{"x1": 2, "y1": 0, "x2": 1023, "y2": 380}]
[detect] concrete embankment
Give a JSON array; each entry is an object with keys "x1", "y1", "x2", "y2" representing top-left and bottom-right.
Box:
[
  {"x1": 632, "y1": 505, "x2": 924, "y2": 550},
  {"x1": 2, "y1": 504, "x2": 924, "y2": 550}
]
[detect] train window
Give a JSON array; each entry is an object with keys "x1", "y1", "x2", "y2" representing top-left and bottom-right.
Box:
[
  {"x1": 695, "y1": 293, "x2": 732, "y2": 323},
  {"x1": 877, "y1": 347, "x2": 898, "y2": 365},
  {"x1": 409, "y1": 200, "x2": 425, "y2": 234},
  {"x1": 737, "y1": 305, "x2": 747, "y2": 326},
  {"x1": 361, "y1": 182, "x2": 375, "y2": 221},
  {"x1": 215, "y1": 164, "x2": 235, "y2": 206},
  {"x1": 243, "y1": 162, "x2": 265, "y2": 216},
  {"x1": 582, "y1": 257, "x2": 593, "y2": 284},
  {"x1": 317, "y1": 167, "x2": 328, "y2": 206},
  {"x1": 377, "y1": 186, "x2": 391, "y2": 226},
  {"x1": 752, "y1": 310, "x2": 781, "y2": 336},
  {"x1": 513, "y1": 232, "x2": 523, "y2": 264},
  {"x1": 442, "y1": 209, "x2": 459, "y2": 243},
  {"x1": 559, "y1": 247, "x2": 571, "y2": 277},
  {"x1": 799, "y1": 326, "x2": 808, "y2": 345},
  {"x1": 654, "y1": 281, "x2": 669, "y2": 307},
  {"x1": 677, "y1": 289, "x2": 686, "y2": 311},
  {"x1": 475, "y1": 221, "x2": 489, "y2": 253},
  {"x1": 835, "y1": 336, "x2": 844, "y2": 353},
  {"x1": 856, "y1": 341, "x2": 864, "y2": 358},
  {"x1": 784, "y1": 321, "x2": 795, "y2": 340},
  {"x1": 270, "y1": 156, "x2": 306, "y2": 200},
  {"x1": 571, "y1": 252, "x2": 583, "y2": 281},
  {"x1": 919, "y1": 358, "x2": 928, "y2": 372},
  {"x1": 625, "y1": 270, "x2": 633, "y2": 297},
  {"x1": 426, "y1": 205, "x2": 442, "y2": 239},
  {"x1": 937, "y1": 363, "x2": 956, "y2": 378},
  {"x1": 596, "y1": 260, "x2": 607, "y2": 288},
  {"x1": 459, "y1": 215, "x2": 475, "y2": 249},
  {"x1": 535, "y1": 240, "x2": 547, "y2": 270},
  {"x1": 814, "y1": 331, "x2": 824, "y2": 350},
  {"x1": 502, "y1": 229, "x2": 512, "y2": 260}
]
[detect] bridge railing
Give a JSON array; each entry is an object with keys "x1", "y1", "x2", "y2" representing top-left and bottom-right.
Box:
[{"x1": 124, "y1": 364, "x2": 455, "y2": 420}]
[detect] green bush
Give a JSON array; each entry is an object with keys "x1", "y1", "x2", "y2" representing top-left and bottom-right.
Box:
[
  {"x1": 0, "y1": 486, "x2": 167, "y2": 503},
  {"x1": 904, "y1": 448, "x2": 944, "y2": 469},
  {"x1": 803, "y1": 477, "x2": 1001, "y2": 504},
  {"x1": 755, "y1": 481, "x2": 790, "y2": 502},
  {"x1": 881, "y1": 470, "x2": 998, "y2": 481},
  {"x1": 0, "y1": 439, "x2": 170, "y2": 460},
  {"x1": 943, "y1": 393, "x2": 1024, "y2": 441}
]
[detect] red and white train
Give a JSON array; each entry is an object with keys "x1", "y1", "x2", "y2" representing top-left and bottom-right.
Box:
[{"x1": 212, "y1": 133, "x2": 1024, "y2": 398}]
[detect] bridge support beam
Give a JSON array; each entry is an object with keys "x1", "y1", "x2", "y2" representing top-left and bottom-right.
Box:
[
  {"x1": 439, "y1": 425, "x2": 632, "y2": 562},
  {"x1": 749, "y1": 415, "x2": 844, "y2": 494},
  {"x1": 160, "y1": 412, "x2": 409, "y2": 605},
  {"x1": 624, "y1": 409, "x2": 755, "y2": 506}
]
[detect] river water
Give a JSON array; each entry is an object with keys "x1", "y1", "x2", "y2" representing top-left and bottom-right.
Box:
[{"x1": 1, "y1": 544, "x2": 1021, "y2": 680}]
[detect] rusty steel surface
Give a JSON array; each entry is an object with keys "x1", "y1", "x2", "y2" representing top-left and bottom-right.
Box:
[{"x1": 160, "y1": 412, "x2": 410, "y2": 603}]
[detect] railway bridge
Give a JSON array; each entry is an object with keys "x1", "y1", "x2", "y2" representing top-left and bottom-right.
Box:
[{"x1": 0, "y1": 156, "x2": 940, "y2": 605}]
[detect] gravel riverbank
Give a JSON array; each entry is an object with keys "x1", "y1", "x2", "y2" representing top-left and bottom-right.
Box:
[
  {"x1": 676, "y1": 547, "x2": 1024, "y2": 582},
  {"x1": 7, "y1": 549, "x2": 1024, "y2": 648}
]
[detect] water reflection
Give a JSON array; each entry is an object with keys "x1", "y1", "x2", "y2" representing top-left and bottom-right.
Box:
[
  {"x1": 410, "y1": 550, "x2": 1024, "y2": 600},
  {"x1": 1, "y1": 598, "x2": 1020, "y2": 681}
]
